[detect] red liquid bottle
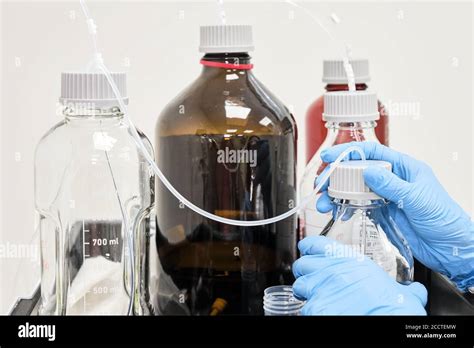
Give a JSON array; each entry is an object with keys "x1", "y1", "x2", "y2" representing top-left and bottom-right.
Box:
[
  {"x1": 305, "y1": 59, "x2": 389, "y2": 163},
  {"x1": 300, "y1": 91, "x2": 380, "y2": 238}
]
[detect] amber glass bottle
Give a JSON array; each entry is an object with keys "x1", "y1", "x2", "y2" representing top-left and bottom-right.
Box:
[{"x1": 153, "y1": 25, "x2": 298, "y2": 315}]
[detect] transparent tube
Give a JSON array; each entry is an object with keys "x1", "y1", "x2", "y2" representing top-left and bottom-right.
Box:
[
  {"x1": 78, "y1": 0, "x2": 365, "y2": 227},
  {"x1": 285, "y1": 0, "x2": 355, "y2": 91}
]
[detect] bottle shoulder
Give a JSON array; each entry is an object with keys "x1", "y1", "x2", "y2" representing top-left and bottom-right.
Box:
[
  {"x1": 35, "y1": 120, "x2": 67, "y2": 154},
  {"x1": 156, "y1": 71, "x2": 296, "y2": 137},
  {"x1": 302, "y1": 137, "x2": 330, "y2": 180},
  {"x1": 306, "y1": 95, "x2": 324, "y2": 120},
  {"x1": 35, "y1": 118, "x2": 153, "y2": 160},
  {"x1": 135, "y1": 127, "x2": 155, "y2": 158}
]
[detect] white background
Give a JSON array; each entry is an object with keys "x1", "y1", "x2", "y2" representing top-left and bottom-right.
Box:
[{"x1": 1, "y1": 0, "x2": 473, "y2": 313}]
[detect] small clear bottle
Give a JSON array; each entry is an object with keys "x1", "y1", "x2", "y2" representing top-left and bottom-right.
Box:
[
  {"x1": 300, "y1": 91, "x2": 380, "y2": 238},
  {"x1": 325, "y1": 160, "x2": 414, "y2": 283},
  {"x1": 36, "y1": 71, "x2": 154, "y2": 315},
  {"x1": 263, "y1": 285, "x2": 305, "y2": 316}
]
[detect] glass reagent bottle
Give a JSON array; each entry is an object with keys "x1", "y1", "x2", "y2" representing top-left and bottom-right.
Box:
[
  {"x1": 325, "y1": 160, "x2": 414, "y2": 283},
  {"x1": 36, "y1": 71, "x2": 154, "y2": 315},
  {"x1": 152, "y1": 25, "x2": 298, "y2": 315},
  {"x1": 301, "y1": 90, "x2": 380, "y2": 238},
  {"x1": 305, "y1": 59, "x2": 389, "y2": 164}
]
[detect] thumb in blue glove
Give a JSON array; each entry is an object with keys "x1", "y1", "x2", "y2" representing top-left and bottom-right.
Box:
[{"x1": 293, "y1": 236, "x2": 427, "y2": 315}]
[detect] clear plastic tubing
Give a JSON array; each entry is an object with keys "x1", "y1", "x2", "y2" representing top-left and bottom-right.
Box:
[
  {"x1": 216, "y1": 0, "x2": 226, "y2": 25},
  {"x1": 78, "y1": 0, "x2": 365, "y2": 227},
  {"x1": 263, "y1": 286, "x2": 306, "y2": 316},
  {"x1": 285, "y1": 0, "x2": 355, "y2": 91}
]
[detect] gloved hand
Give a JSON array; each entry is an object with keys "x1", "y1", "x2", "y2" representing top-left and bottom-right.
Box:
[
  {"x1": 293, "y1": 236, "x2": 428, "y2": 315},
  {"x1": 316, "y1": 142, "x2": 474, "y2": 291}
]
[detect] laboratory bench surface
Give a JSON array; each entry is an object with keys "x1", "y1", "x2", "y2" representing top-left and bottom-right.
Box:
[{"x1": 10, "y1": 269, "x2": 474, "y2": 316}]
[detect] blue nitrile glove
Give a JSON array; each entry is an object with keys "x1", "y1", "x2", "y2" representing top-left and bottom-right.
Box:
[
  {"x1": 316, "y1": 142, "x2": 474, "y2": 292},
  {"x1": 293, "y1": 236, "x2": 428, "y2": 315}
]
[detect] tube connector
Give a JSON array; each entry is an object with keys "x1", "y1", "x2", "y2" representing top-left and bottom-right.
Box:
[{"x1": 210, "y1": 298, "x2": 228, "y2": 316}]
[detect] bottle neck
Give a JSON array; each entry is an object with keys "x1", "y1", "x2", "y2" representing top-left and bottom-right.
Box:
[
  {"x1": 63, "y1": 105, "x2": 124, "y2": 124},
  {"x1": 333, "y1": 198, "x2": 387, "y2": 208},
  {"x1": 324, "y1": 120, "x2": 379, "y2": 143},
  {"x1": 323, "y1": 83, "x2": 375, "y2": 138},
  {"x1": 200, "y1": 52, "x2": 253, "y2": 77},
  {"x1": 325, "y1": 83, "x2": 368, "y2": 92},
  {"x1": 326, "y1": 120, "x2": 376, "y2": 130}
]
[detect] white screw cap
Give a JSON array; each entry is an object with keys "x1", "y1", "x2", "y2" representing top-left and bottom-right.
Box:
[
  {"x1": 323, "y1": 59, "x2": 370, "y2": 84},
  {"x1": 199, "y1": 25, "x2": 254, "y2": 53},
  {"x1": 60, "y1": 72, "x2": 128, "y2": 108},
  {"x1": 328, "y1": 160, "x2": 392, "y2": 200},
  {"x1": 323, "y1": 90, "x2": 380, "y2": 122}
]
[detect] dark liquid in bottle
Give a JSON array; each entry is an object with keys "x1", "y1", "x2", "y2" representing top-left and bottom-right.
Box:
[{"x1": 155, "y1": 133, "x2": 296, "y2": 315}]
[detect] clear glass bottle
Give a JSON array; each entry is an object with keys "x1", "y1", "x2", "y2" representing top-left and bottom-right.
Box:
[
  {"x1": 152, "y1": 25, "x2": 298, "y2": 315},
  {"x1": 300, "y1": 91, "x2": 380, "y2": 238},
  {"x1": 324, "y1": 160, "x2": 414, "y2": 283},
  {"x1": 305, "y1": 59, "x2": 389, "y2": 164},
  {"x1": 36, "y1": 71, "x2": 154, "y2": 315}
]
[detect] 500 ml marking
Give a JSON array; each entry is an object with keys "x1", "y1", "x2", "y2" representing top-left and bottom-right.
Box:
[{"x1": 93, "y1": 285, "x2": 119, "y2": 294}]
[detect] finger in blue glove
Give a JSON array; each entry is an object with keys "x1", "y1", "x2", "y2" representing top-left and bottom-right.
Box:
[{"x1": 293, "y1": 236, "x2": 427, "y2": 315}]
